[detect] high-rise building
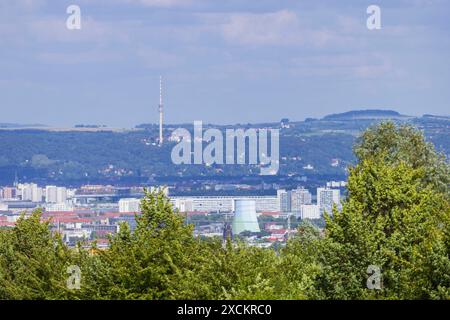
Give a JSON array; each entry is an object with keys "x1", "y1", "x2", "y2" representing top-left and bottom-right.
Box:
[
  {"x1": 317, "y1": 187, "x2": 340, "y2": 215},
  {"x1": 19, "y1": 183, "x2": 42, "y2": 202},
  {"x1": 1, "y1": 187, "x2": 16, "y2": 200},
  {"x1": 300, "y1": 204, "x2": 321, "y2": 219},
  {"x1": 232, "y1": 200, "x2": 260, "y2": 234},
  {"x1": 290, "y1": 187, "x2": 312, "y2": 212},
  {"x1": 277, "y1": 189, "x2": 290, "y2": 212},
  {"x1": 277, "y1": 187, "x2": 312, "y2": 213},
  {"x1": 119, "y1": 198, "x2": 141, "y2": 213},
  {"x1": 56, "y1": 187, "x2": 67, "y2": 203},
  {"x1": 45, "y1": 186, "x2": 67, "y2": 203},
  {"x1": 45, "y1": 186, "x2": 57, "y2": 203}
]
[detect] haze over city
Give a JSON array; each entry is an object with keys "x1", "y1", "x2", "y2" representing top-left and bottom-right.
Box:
[{"x1": 1, "y1": 0, "x2": 449, "y2": 127}]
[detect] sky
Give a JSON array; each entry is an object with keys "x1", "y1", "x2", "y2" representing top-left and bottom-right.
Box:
[{"x1": 0, "y1": 0, "x2": 449, "y2": 127}]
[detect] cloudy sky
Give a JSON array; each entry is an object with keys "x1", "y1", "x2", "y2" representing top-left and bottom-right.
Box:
[{"x1": 0, "y1": 0, "x2": 449, "y2": 127}]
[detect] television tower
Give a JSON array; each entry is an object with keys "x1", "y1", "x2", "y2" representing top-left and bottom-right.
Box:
[{"x1": 158, "y1": 76, "x2": 163, "y2": 145}]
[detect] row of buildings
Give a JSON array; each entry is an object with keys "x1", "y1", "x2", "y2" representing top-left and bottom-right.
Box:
[
  {"x1": 1, "y1": 183, "x2": 342, "y2": 218},
  {"x1": 1, "y1": 183, "x2": 344, "y2": 246},
  {"x1": 167, "y1": 187, "x2": 342, "y2": 219},
  {"x1": 0, "y1": 183, "x2": 73, "y2": 203}
]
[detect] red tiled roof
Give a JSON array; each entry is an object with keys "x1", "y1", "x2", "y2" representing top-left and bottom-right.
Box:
[
  {"x1": 260, "y1": 211, "x2": 281, "y2": 215},
  {"x1": 42, "y1": 212, "x2": 77, "y2": 218},
  {"x1": 101, "y1": 212, "x2": 137, "y2": 218},
  {"x1": 270, "y1": 229, "x2": 287, "y2": 234},
  {"x1": 0, "y1": 221, "x2": 15, "y2": 227},
  {"x1": 43, "y1": 211, "x2": 76, "y2": 215},
  {"x1": 50, "y1": 218, "x2": 92, "y2": 224},
  {"x1": 100, "y1": 212, "x2": 120, "y2": 218}
]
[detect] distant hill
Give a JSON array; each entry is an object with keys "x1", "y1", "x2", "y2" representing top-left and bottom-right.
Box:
[
  {"x1": 422, "y1": 114, "x2": 450, "y2": 121},
  {"x1": 0, "y1": 109, "x2": 448, "y2": 186},
  {"x1": 322, "y1": 110, "x2": 408, "y2": 121}
]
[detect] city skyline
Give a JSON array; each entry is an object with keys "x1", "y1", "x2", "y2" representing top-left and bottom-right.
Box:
[
  {"x1": 1, "y1": 0, "x2": 449, "y2": 127},
  {"x1": 0, "y1": 180, "x2": 342, "y2": 245}
]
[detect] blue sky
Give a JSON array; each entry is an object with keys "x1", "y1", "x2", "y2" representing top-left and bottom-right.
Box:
[{"x1": 0, "y1": 0, "x2": 449, "y2": 127}]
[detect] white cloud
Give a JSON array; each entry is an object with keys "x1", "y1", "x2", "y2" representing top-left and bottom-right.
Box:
[
  {"x1": 0, "y1": 0, "x2": 46, "y2": 11},
  {"x1": 136, "y1": 47, "x2": 184, "y2": 69},
  {"x1": 37, "y1": 50, "x2": 123, "y2": 64},
  {"x1": 112, "y1": 0, "x2": 193, "y2": 7},
  {"x1": 222, "y1": 10, "x2": 302, "y2": 46},
  {"x1": 220, "y1": 10, "x2": 355, "y2": 48},
  {"x1": 291, "y1": 53, "x2": 396, "y2": 79},
  {"x1": 26, "y1": 16, "x2": 130, "y2": 44}
]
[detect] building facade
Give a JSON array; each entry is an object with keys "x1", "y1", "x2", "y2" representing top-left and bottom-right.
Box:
[
  {"x1": 119, "y1": 198, "x2": 141, "y2": 213},
  {"x1": 317, "y1": 187, "x2": 341, "y2": 214},
  {"x1": 170, "y1": 195, "x2": 279, "y2": 213}
]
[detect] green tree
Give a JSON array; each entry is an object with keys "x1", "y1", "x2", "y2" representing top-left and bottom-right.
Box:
[
  {"x1": 315, "y1": 157, "x2": 450, "y2": 299},
  {"x1": 354, "y1": 121, "x2": 450, "y2": 197},
  {"x1": 76, "y1": 190, "x2": 201, "y2": 300},
  {"x1": 0, "y1": 211, "x2": 73, "y2": 299},
  {"x1": 277, "y1": 221, "x2": 322, "y2": 299}
]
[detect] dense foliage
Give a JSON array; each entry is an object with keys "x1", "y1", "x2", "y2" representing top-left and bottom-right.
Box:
[{"x1": 0, "y1": 122, "x2": 449, "y2": 300}]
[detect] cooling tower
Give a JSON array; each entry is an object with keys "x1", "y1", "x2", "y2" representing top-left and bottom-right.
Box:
[{"x1": 232, "y1": 199, "x2": 260, "y2": 234}]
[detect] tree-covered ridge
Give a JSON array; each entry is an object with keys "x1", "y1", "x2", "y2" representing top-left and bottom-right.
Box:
[
  {"x1": 322, "y1": 109, "x2": 404, "y2": 120},
  {"x1": 0, "y1": 122, "x2": 449, "y2": 300},
  {"x1": 0, "y1": 114, "x2": 448, "y2": 185}
]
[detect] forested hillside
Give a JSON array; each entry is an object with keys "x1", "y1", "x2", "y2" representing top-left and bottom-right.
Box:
[{"x1": 0, "y1": 111, "x2": 448, "y2": 185}]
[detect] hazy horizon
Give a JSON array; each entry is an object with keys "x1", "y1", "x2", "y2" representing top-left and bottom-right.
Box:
[
  {"x1": 2, "y1": 108, "x2": 449, "y2": 128},
  {"x1": 1, "y1": 0, "x2": 449, "y2": 127}
]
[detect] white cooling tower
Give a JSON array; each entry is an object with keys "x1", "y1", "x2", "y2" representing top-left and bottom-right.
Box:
[{"x1": 232, "y1": 199, "x2": 260, "y2": 234}]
